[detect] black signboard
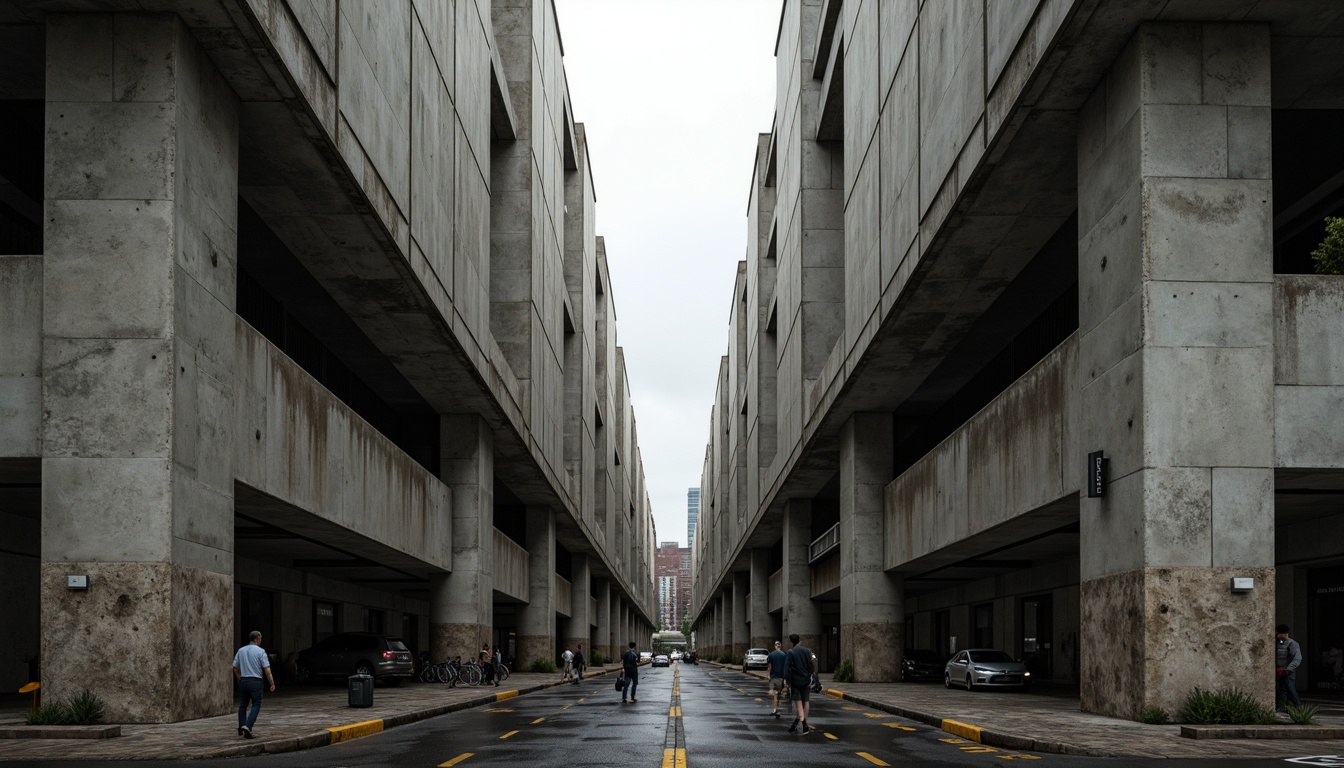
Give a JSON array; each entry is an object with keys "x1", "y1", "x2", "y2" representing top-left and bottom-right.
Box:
[{"x1": 1087, "y1": 451, "x2": 1108, "y2": 498}]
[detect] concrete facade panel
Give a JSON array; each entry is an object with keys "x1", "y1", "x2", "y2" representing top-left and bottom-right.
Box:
[
  {"x1": 1275, "y1": 275, "x2": 1344, "y2": 386},
  {"x1": 42, "y1": 456, "x2": 173, "y2": 562},
  {"x1": 1275, "y1": 385, "x2": 1344, "y2": 468},
  {"x1": 336, "y1": 0, "x2": 411, "y2": 214},
  {"x1": 1142, "y1": 177, "x2": 1273, "y2": 284},
  {"x1": 1143, "y1": 345, "x2": 1274, "y2": 468},
  {"x1": 1145, "y1": 280, "x2": 1273, "y2": 349}
]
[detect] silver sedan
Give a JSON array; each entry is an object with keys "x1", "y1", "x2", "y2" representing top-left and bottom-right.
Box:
[{"x1": 944, "y1": 649, "x2": 1031, "y2": 691}]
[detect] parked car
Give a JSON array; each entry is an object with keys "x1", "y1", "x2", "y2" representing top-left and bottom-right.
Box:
[
  {"x1": 670, "y1": 650, "x2": 682, "y2": 661},
  {"x1": 943, "y1": 649, "x2": 1031, "y2": 691},
  {"x1": 652, "y1": 654, "x2": 671, "y2": 667},
  {"x1": 640, "y1": 651, "x2": 653, "y2": 662},
  {"x1": 742, "y1": 647, "x2": 770, "y2": 671},
  {"x1": 901, "y1": 648, "x2": 947, "y2": 682},
  {"x1": 296, "y1": 633, "x2": 414, "y2": 686}
]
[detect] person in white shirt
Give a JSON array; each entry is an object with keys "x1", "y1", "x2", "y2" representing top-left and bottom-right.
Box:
[{"x1": 232, "y1": 631, "x2": 275, "y2": 738}]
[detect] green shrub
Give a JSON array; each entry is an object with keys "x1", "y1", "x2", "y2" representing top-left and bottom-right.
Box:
[
  {"x1": 833, "y1": 659, "x2": 855, "y2": 683},
  {"x1": 1179, "y1": 687, "x2": 1275, "y2": 725},
  {"x1": 26, "y1": 702, "x2": 71, "y2": 726},
  {"x1": 529, "y1": 658, "x2": 557, "y2": 674},
  {"x1": 589, "y1": 652, "x2": 607, "y2": 667},
  {"x1": 1312, "y1": 216, "x2": 1344, "y2": 275},
  {"x1": 66, "y1": 690, "x2": 105, "y2": 725},
  {"x1": 717, "y1": 653, "x2": 741, "y2": 665},
  {"x1": 1138, "y1": 706, "x2": 1170, "y2": 725},
  {"x1": 1286, "y1": 703, "x2": 1319, "y2": 725}
]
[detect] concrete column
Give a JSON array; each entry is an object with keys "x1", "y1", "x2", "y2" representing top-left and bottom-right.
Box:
[
  {"x1": 1076, "y1": 23, "x2": 1275, "y2": 718},
  {"x1": 732, "y1": 570, "x2": 749, "y2": 657},
  {"x1": 563, "y1": 553, "x2": 591, "y2": 655},
  {"x1": 40, "y1": 13, "x2": 238, "y2": 723},
  {"x1": 616, "y1": 599, "x2": 627, "y2": 650},
  {"x1": 433, "y1": 415, "x2": 494, "y2": 661},
  {"x1": 517, "y1": 506, "x2": 556, "y2": 667},
  {"x1": 782, "y1": 499, "x2": 821, "y2": 652},
  {"x1": 839, "y1": 413, "x2": 900, "y2": 681},
  {"x1": 594, "y1": 577, "x2": 612, "y2": 662},
  {"x1": 749, "y1": 548, "x2": 774, "y2": 648}
]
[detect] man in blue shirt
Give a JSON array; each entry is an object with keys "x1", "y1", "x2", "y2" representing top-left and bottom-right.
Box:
[
  {"x1": 232, "y1": 631, "x2": 275, "y2": 738},
  {"x1": 766, "y1": 640, "x2": 788, "y2": 718}
]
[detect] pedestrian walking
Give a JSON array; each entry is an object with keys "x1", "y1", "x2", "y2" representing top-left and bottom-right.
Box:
[
  {"x1": 621, "y1": 641, "x2": 640, "y2": 703},
  {"x1": 1276, "y1": 624, "x2": 1303, "y2": 711},
  {"x1": 480, "y1": 643, "x2": 495, "y2": 685},
  {"x1": 232, "y1": 631, "x2": 275, "y2": 739},
  {"x1": 573, "y1": 643, "x2": 586, "y2": 684},
  {"x1": 784, "y1": 633, "x2": 816, "y2": 734},
  {"x1": 493, "y1": 646, "x2": 503, "y2": 686},
  {"x1": 766, "y1": 640, "x2": 788, "y2": 718},
  {"x1": 561, "y1": 647, "x2": 574, "y2": 682}
]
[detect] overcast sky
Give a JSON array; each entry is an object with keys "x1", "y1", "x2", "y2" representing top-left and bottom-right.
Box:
[{"x1": 552, "y1": 0, "x2": 780, "y2": 547}]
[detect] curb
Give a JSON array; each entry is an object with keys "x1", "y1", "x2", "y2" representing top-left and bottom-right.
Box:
[
  {"x1": 819, "y1": 688, "x2": 1109, "y2": 757},
  {"x1": 0, "y1": 725, "x2": 122, "y2": 740},
  {"x1": 193, "y1": 669, "x2": 621, "y2": 759}
]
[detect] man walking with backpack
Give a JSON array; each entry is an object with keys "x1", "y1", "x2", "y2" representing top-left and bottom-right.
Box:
[
  {"x1": 784, "y1": 633, "x2": 816, "y2": 734},
  {"x1": 621, "y1": 641, "x2": 640, "y2": 703}
]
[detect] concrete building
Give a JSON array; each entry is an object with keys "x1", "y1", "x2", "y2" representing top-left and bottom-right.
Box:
[
  {"x1": 687, "y1": 486, "x2": 700, "y2": 550},
  {"x1": 0, "y1": 0, "x2": 658, "y2": 723},
  {"x1": 691, "y1": 0, "x2": 1344, "y2": 719}
]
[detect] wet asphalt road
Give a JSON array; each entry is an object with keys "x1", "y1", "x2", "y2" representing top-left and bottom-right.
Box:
[{"x1": 11, "y1": 664, "x2": 1344, "y2": 767}]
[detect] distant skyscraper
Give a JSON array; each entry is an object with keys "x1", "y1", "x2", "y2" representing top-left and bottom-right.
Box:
[{"x1": 687, "y1": 487, "x2": 700, "y2": 550}]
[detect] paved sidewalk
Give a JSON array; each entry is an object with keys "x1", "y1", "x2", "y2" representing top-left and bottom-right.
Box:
[
  {"x1": 714, "y1": 663, "x2": 1344, "y2": 759},
  {"x1": 0, "y1": 666, "x2": 617, "y2": 761}
]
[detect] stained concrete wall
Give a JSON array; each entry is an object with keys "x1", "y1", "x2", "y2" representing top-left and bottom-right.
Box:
[
  {"x1": 0, "y1": 256, "x2": 41, "y2": 458},
  {"x1": 234, "y1": 322, "x2": 451, "y2": 571}
]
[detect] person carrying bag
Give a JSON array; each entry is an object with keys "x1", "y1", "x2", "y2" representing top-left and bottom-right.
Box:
[{"x1": 615, "y1": 671, "x2": 626, "y2": 692}]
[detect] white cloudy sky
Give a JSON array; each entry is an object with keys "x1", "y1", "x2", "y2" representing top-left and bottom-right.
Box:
[{"x1": 552, "y1": 0, "x2": 780, "y2": 546}]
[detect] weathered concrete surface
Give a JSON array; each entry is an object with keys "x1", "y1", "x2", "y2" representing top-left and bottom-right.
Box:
[
  {"x1": 1081, "y1": 567, "x2": 1275, "y2": 718},
  {"x1": 433, "y1": 415, "x2": 495, "y2": 660},
  {"x1": 839, "y1": 413, "x2": 900, "y2": 680},
  {"x1": 40, "y1": 12, "x2": 239, "y2": 722},
  {"x1": 0, "y1": 256, "x2": 41, "y2": 458},
  {"x1": 517, "y1": 505, "x2": 555, "y2": 669},
  {"x1": 40, "y1": 561, "x2": 231, "y2": 723}
]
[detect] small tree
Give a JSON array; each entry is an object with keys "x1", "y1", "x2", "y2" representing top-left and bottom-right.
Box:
[{"x1": 1312, "y1": 216, "x2": 1344, "y2": 275}]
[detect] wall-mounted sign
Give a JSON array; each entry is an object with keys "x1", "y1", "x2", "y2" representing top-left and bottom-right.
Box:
[{"x1": 1087, "y1": 451, "x2": 1108, "y2": 498}]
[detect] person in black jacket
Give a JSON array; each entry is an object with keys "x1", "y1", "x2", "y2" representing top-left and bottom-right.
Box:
[
  {"x1": 621, "y1": 641, "x2": 640, "y2": 703},
  {"x1": 784, "y1": 633, "x2": 816, "y2": 734}
]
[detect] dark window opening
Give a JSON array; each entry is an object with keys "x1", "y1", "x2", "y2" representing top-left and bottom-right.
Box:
[
  {"x1": 1273, "y1": 110, "x2": 1344, "y2": 274},
  {"x1": 0, "y1": 100, "x2": 44, "y2": 255}
]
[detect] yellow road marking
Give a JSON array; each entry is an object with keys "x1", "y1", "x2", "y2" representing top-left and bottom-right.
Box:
[
  {"x1": 530, "y1": 718, "x2": 545, "y2": 725},
  {"x1": 824, "y1": 732, "x2": 838, "y2": 740},
  {"x1": 659, "y1": 748, "x2": 687, "y2": 768},
  {"x1": 578, "y1": 698, "x2": 586, "y2": 702},
  {"x1": 962, "y1": 745, "x2": 999, "y2": 753},
  {"x1": 940, "y1": 738, "x2": 969, "y2": 744},
  {"x1": 942, "y1": 719, "x2": 983, "y2": 742},
  {"x1": 495, "y1": 690, "x2": 518, "y2": 701},
  {"x1": 326, "y1": 719, "x2": 383, "y2": 743},
  {"x1": 499, "y1": 730, "x2": 519, "y2": 740},
  {"x1": 883, "y1": 723, "x2": 917, "y2": 731},
  {"x1": 438, "y1": 754, "x2": 473, "y2": 767},
  {"x1": 669, "y1": 706, "x2": 682, "y2": 717},
  {"x1": 863, "y1": 712, "x2": 889, "y2": 718},
  {"x1": 857, "y1": 752, "x2": 890, "y2": 766},
  {"x1": 561, "y1": 704, "x2": 571, "y2": 710},
  {"x1": 996, "y1": 755, "x2": 1042, "y2": 761},
  {"x1": 484, "y1": 708, "x2": 512, "y2": 713},
  {"x1": 842, "y1": 706, "x2": 864, "y2": 711}
]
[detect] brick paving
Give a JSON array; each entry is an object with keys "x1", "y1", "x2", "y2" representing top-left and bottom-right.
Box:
[
  {"x1": 6, "y1": 664, "x2": 1344, "y2": 760},
  {"x1": 0, "y1": 667, "x2": 617, "y2": 761}
]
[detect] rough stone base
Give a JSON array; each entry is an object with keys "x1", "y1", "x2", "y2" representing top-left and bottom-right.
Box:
[
  {"x1": 517, "y1": 635, "x2": 554, "y2": 670},
  {"x1": 431, "y1": 622, "x2": 489, "y2": 663},
  {"x1": 1081, "y1": 566, "x2": 1274, "y2": 718},
  {"x1": 843, "y1": 622, "x2": 901, "y2": 682},
  {"x1": 751, "y1": 635, "x2": 776, "y2": 650},
  {"x1": 732, "y1": 642, "x2": 748, "y2": 657},
  {"x1": 41, "y1": 561, "x2": 231, "y2": 723}
]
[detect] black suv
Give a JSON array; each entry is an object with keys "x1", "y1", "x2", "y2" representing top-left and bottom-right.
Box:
[
  {"x1": 901, "y1": 648, "x2": 947, "y2": 682},
  {"x1": 297, "y1": 633, "x2": 414, "y2": 686}
]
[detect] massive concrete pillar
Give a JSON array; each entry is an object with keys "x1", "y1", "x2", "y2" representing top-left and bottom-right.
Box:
[
  {"x1": 594, "y1": 577, "x2": 612, "y2": 662},
  {"x1": 749, "y1": 548, "x2": 774, "y2": 648},
  {"x1": 518, "y1": 506, "x2": 556, "y2": 667},
  {"x1": 731, "y1": 570, "x2": 750, "y2": 657},
  {"x1": 1076, "y1": 23, "x2": 1275, "y2": 718},
  {"x1": 839, "y1": 413, "x2": 900, "y2": 681},
  {"x1": 563, "y1": 553, "x2": 591, "y2": 656},
  {"x1": 616, "y1": 599, "x2": 628, "y2": 650},
  {"x1": 433, "y1": 415, "x2": 494, "y2": 661},
  {"x1": 40, "y1": 13, "x2": 238, "y2": 722},
  {"x1": 782, "y1": 499, "x2": 821, "y2": 653}
]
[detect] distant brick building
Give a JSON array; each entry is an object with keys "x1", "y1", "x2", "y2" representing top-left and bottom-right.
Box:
[{"x1": 656, "y1": 542, "x2": 691, "y2": 630}]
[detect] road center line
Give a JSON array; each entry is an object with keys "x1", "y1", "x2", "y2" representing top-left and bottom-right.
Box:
[
  {"x1": 437, "y1": 753, "x2": 473, "y2": 767},
  {"x1": 499, "y1": 730, "x2": 519, "y2": 740}
]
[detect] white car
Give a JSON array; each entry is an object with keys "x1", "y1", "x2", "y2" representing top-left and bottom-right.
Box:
[
  {"x1": 743, "y1": 647, "x2": 770, "y2": 671},
  {"x1": 670, "y1": 651, "x2": 682, "y2": 661}
]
